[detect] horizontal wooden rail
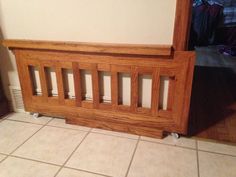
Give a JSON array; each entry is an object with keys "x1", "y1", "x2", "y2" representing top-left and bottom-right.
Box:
[
  {"x1": 3, "y1": 39, "x2": 195, "y2": 139},
  {"x1": 2, "y1": 39, "x2": 172, "y2": 56}
]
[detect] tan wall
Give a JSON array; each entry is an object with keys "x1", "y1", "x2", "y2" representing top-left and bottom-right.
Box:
[{"x1": 0, "y1": 0, "x2": 176, "y2": 109}]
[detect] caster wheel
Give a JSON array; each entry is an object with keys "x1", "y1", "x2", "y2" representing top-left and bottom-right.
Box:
[
  {"x1": 32, "y1": 113, "x2": 40, "y2": 119},
  {"x1": 171, "y1": 132, "x2": 180, "y2": 139}
]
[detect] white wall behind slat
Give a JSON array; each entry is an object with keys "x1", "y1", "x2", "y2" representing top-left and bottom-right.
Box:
[{"x1": 0, "y1": 0, "x2": 176, "y2": 110}]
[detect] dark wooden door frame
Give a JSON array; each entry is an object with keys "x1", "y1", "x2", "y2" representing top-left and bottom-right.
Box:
[{"x1": 173, "y1": 0, "x2": 193, "y2": 51}]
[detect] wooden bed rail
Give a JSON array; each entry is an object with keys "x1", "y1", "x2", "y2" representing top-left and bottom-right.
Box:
[
  {"x1": 2, "y1": 39, "x2": 172, "y2": 56},
  {"x1": 3, "y1": 39, "x2": 195, "y2": 138}
]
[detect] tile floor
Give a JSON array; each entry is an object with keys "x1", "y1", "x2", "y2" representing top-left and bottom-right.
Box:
[{"x1": 0, "y1": 113, "x2": 236, "y2": 177}]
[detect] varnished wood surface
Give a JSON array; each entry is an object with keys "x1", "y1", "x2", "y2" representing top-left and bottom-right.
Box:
[
  {"x1": 3, "y1": 39, "x2": 195, "y2": 138},
  {"x1": 173, "y1": 0, "x2": 193, "y2": 51},
  {"x1": 2, "y1": 39, "x2": 172, "y2": 56}
]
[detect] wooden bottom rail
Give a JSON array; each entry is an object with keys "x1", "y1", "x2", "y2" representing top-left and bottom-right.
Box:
[
  {"x1": 66, "y1": 116, "x2": 164, "y2": 139},
  {"x1": 3, "y1": 40, "x2": 195, "y2": 138}
]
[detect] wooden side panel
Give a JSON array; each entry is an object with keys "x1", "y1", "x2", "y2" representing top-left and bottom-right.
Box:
[
  {"x1": 131, "y1": 67, "x2": 138, "y2": 112},
  {"x1": 111, "y1": 71, "x2": 118, "y2": 109},
  {"x1": 91, "y1": 64, "x2": 100, "y2": 108},
  {"x1": 56, "y1": 66, "x2": 65, "y2": 104},
  {"x1": 151, "y1": 68, "x2": 160, "y2": 116},
  {"x1": 72, "y1": 62, "x2": 82, "y2": 107},
  {"x1": 8, "y1": 41, "x2": 195, "y2": 138}
]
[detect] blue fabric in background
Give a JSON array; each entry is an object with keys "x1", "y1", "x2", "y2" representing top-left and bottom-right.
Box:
[
  {"x1": 193, "y1": 0, "x2": 236, "y2": 7},
  {"x1": 192, "y1": 0, "x2": 236, "y2": 26},
  {"x1": 193, "y1": 0, "x2": 223, "y2": 7}
]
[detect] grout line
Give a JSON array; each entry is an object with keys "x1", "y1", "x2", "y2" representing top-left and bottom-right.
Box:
[
  {"x1": 89, "y1": 131, "x2": 139, "y2": 140},
  {"x1": 125, "y1": 136, "x2": 140, "y2": 177},
  {"x1": 53, "y1": 129, "x2": 91, "y2": 177},
  {"x1": 11, "y1": 117, "x2": 54, "y2": 155},
  {"x1": 0, "y1": 155, "x2": 8, "y2": 164},
  {"x1": 3, "y1": 117, "x2": 53, "y2": 126},
  {"x1": 45, "y1": 117, "x2": 55, "y2": 125},
  {"x1": 9, "y1": 155, "x2": 61, "y2": 167},
  {"x1": 196, "y1": 140, "x2": 200, "y2": 177},
  {"x1": 0, "y1": 118, "x2": 51, "y2": 164},
  {"x1": 64, "y1": 167, "x2": 112, "y2": 177},
  {"x1": 0, "y1": 152, "x2": 7, "y2": 156},
  {"x1": 140, "y1": 139, "x2": 197, "y2": 151},
  {"x1": 0, "y1": 112, "x2": 15, "y2": 121},
  {"x1": 198, "y1": 149, "x2": 236, "y2": 158},
  {"x1": 45, "y1": 125, "x2": 91, "y2": 133}
]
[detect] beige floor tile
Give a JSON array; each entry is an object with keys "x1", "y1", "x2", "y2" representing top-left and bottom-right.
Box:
[
  {"x1": 66, "y1": 133, "x2": 137, "y2": 177},
  {"x1": 0, "y1": 120, "x2": 42, "y2": 154},
  {"x1": 0, "y1": 154, "x2": 6, "y2": 162},
  {"x1": 56, "y1": 168, "x2": 105, "y2": 177},
  {"x1": 199, "y1": 151, "x2": 236, "y2": 177},
  {"x1": 13, "y1": 126, "x2": 87, "y2": 165},
  {"x1": 141, "y1": 135, "x2": 196, "y2": 149},
  {"x1": 47, "y1": 118, "x2": 91, "y2": 131},
  {"x1": 127, "y1": 141, "x2": 198, "y2": 177},
  {"x1": 7, "y1": 112, "x2": 52, "y2": 125},
  {"x1": 198, "y1": 140, "x2": 236, "y2": 156},
  {"x1": 92, "y1": 128, "x2": 139, "y2": 139},
  {"x1": 0, "y1": 156, "x2": 59, "y2": 177}
]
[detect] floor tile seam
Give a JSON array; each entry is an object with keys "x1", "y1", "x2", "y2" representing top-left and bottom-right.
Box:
[
  {"x1": 2, "y1": 118, "x2": 50, "y2": 126},
  {"x1": 9, "y1": 120, "x2": 49, "y2": 156},
  {"x1": 89, "y1": 131, "x2": 139, "y2": 140},
  {"x1": 140, "y1": 139, "x2": 197, "y2": 151},
  {"x1": 196, "y1": 139, "x2": 236, "y2": 147},
  {"x1": 198, "y1": 149, "x2": 236, "y2": 157},
  {"x1": 0, "y1": 155, "x2": 8, "y2": 163},
  {"x1": 0, "y1": 113, "x2": 16, "y2": 121},
  {"x1": 54, "y1": 129, "x2": 92, "y2": 177},
  {"x1": 45, "y1": 125, "x2": 91, "y2": 132},
  {"x1": 6, "y1": 154, "x2": 62, "y2": 167},
  {"x1": 125, "y1": 136, "x2": 140, "y2": 177},
  {"x1": 62, "y1": 166, "x2": 113, "y2": 177},
  {"x1": 196, "y1": 140, "x2": 200, "y2": 177},
  {"x1": 0, "y1": 121, "x2": 49, "y2": 164}
]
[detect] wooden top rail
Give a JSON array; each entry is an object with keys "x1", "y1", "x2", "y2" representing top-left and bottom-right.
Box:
[{"x1": 2, "y1": 39, "x2": 172, "y2": 56}]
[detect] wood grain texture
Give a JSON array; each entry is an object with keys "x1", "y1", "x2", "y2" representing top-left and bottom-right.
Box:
[
  {"x1": 55, "y1": 66, "x2": 65, "y2": 104},
  {"x1": 3, "y1": 39, "x2": 195, "y2": 138},
  {"x1": 72, "y1": 62, "x2": 82, "y2": 107},
  {"x1": 66, "y1": 116, "x2": 164, "y2": 139},
  {"x1": 173, "y1": 0, "x2": 193, "y2": 51},
  {"x1": 151, "y1": 68, "x2": 160, "y2": 116},
  {"x1": 2, "y1": 39, "x2": 172, "y2": 56}
]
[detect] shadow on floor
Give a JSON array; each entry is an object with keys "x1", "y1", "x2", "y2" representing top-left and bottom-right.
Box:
[{"x1": 188, "y1": 66, "x2": 236, "y2": 142}]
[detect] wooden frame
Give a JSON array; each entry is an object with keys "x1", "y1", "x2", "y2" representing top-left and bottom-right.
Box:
[
  {"x1": 3, "y1": 40, "x2": 195, "y2": 138},
  {"x1": 2, "y1": 0, "x2": 195, "y2": 138},
  {"x1": 173, "y1": 0, "x2": 193, "y2": 51}
]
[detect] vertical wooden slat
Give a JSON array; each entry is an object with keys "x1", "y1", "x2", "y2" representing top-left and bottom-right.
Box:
[
  {"x1": 131, "y1": 67, "x2": 138, "y2": 112},
  {"x1": 55, "y1": 65, "x2": 65, "y2": 104},
  {"x1": 111, "y1": 71, "x2": 118, "y2": 109},
  {"x1": 151, "y1": 68, "x2": 160, "y2": 115},
  {"x1": 39, "y1": 63, "x2": 49, "y2": 100},
  {"x1": 91, "y1": 64, "x2": 100, "y2": 108},
  {"x1": 72, "y1": 62, "x2": 82, "y2": 106},
  {"x1": 15, "y1": 52, "x2": 32, "y2": 108}
]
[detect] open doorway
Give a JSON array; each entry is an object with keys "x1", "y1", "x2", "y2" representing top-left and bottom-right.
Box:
[{"x1": 187, "y1": 0, "x2": 236, "y2": 143}]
